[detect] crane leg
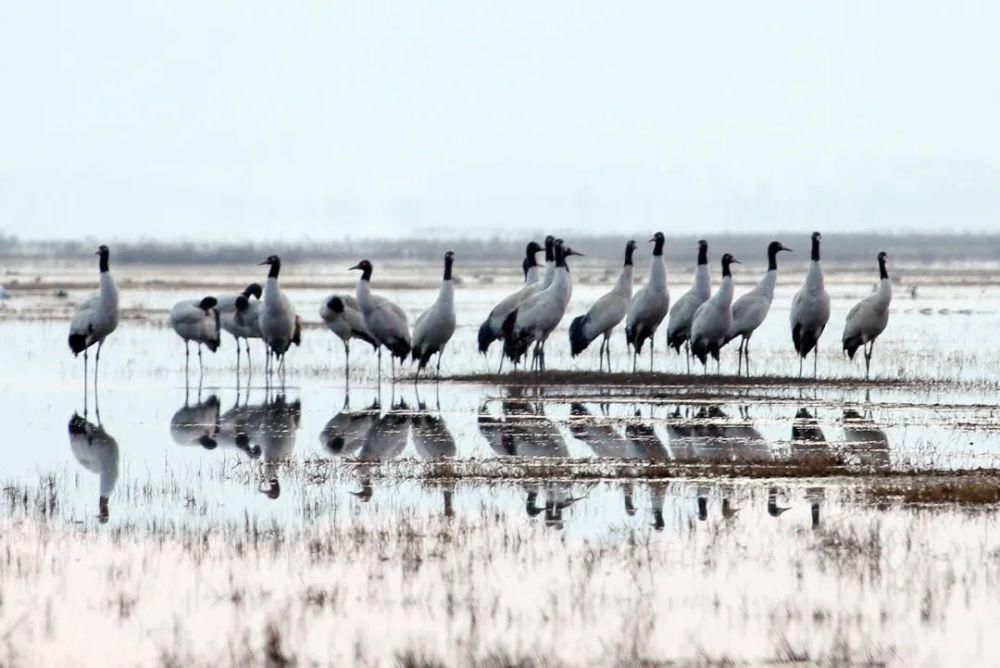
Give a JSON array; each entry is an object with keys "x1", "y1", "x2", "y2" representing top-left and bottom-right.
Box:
[
  {"x1": 813, "y1": 343, "x2": 819, "y2": 379},
  {"x1": 436, "y1": 351, "x2": 442, "y2": 378},
  {"x1": 94, "y1": 340, "x2": 103, "y2": 398},
  {"x1": 344, "y1": 340, "x2": 350, "y2": 380},
  {"x1": 83, "y1": 349, "x2": 89, "y2": 415},
  {"x1": 799, "y1": 355, "x2": 803, "y2": 379},
  {"x1": 685, "y1": 341, "x2": 691, "y2": 375},
  {"x1": 745, "y1": 338, "x2": 752, "y2": 377},
  {"x1": 198, "y1": 343, "x2": 204, "y2": 375},
  {"x1": 737, "y1": 339, "x2": 744, "y2": 376}
]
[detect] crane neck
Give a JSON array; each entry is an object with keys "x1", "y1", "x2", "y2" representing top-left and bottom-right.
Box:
[
  {"x1": 696, "y1": 243, "x2": 707, "y2": 266},
  {"x1": 875, "y1": 276, "x2": 892, "y2": 306},
  {"x1": 624, "y1": 243, "x2": 635, "y2": 267},
  {"x1": 811, "y1": 237, "x2": 821, "y2": 262},
  {"x1": 647, "y1": 254, "x2": 666, "y2": 291},
  {"x1": 806, "y1": 260, "x2": 825, "y2": 291},
  {"x1": 693, "y1": 262, "x2": 711, "y2": 300},
  {"x1": 443, "y1": 255, "x2": 453, "y2": 281},
  {"x1": 757, "y1": 269, "x2": 778, "y2": 300},
  {"x1": 99, "y1": 271, "x2": 118, "y2": 305},
  {"x1": 615, "y1": 264, "x2": 634, "y2": 299}
]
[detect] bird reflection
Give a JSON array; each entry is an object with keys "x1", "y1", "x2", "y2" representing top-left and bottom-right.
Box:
[
  {"x1": 807, "y1": 486, "x2": 825, "y2": 528},
  {"x1": 791, "y1": 407, "x2": 828, "y2": 456},
  {"x1": 568, "y1": 403, "x2": 635, "y2": 518},
  {"x1": 843, "y1": 406, "x2": 891, "y2": 472},
  {"x1": 624, "y1": 407, "x2": 669, "y2": 460},
  {"x1": 170, "y1": 394, "x2": 221, "y2": 449},
  {"x1": 567, "y1": 403, "x2": 629, "y2": 458},
  {"x1": 478, "y1": 389, "x2": 571, "y2": 523},
  {"x1": 650, "y1": 482, "x2": 668, "y2": 531},
  {"x1": 411, "y1": 395, "x2": 457, "y2": 517},
  {"x1": 669, "y1": 405, "x2": 770, "y2": 462},
  {"x1": 216, "y1": 398, "x2": 263, "y2": 459},
  {"x1": 319, "y1": 396, "x2": 379, "y2": 458},
  {"x1": 68, "y1": 413, "x2": 119, "y2": 523},
  {"x1": 479, "y1": 389, "x2": 569, "y2": 458},
  {"x1": 351, "y1": 399, "x2": 411, "y2": 503},
  {"x1": 254, "y1": 395, "x2": 302, "y2": 500},
  {"x1": 767, "y1": 486, "x2": 791, "y2": 517},
  {"x1": 525, "y1": 483, "x2": 583, "y2": 530}
]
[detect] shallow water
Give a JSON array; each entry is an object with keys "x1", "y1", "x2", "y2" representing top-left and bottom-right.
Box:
[{"x1": 1, "y1": 259, "x2": 999, "y2": 665}]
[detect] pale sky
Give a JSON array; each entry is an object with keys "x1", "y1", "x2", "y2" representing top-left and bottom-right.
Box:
[{"x1": 2, "y1": 1, "x2": 999, "y2": 241}]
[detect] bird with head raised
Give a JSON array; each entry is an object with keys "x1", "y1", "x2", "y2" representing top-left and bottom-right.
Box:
[
  {"x1": 478, "y1": 240, "x2": 544, "y2": 362},
  {"x1": 690, "y1": 253, "x2": 740, "y2": 371},
  {"x1": 723, "y1": 240, "x2": 792, "y2": 375},
  {"x1": 625, "y1": 232, "x2": 670, "y2": 372},
  {"x1": 412, "y1": 250, "x2": 458, "y2": 378},
  {"x1": 842, "y1": 251, "x2": 892, "y2": 380},
  {"x1": 666, "y1": 239, "x2": 712, "y2": 372},
  {"x1": 502, "y1": 239, "x2": 582, "y2": 372},
  {"x1": 257, "y1": 255, "x2": 299, "y2": 380},
  {"x1": 568, "y1": 239, "x2": 636, "y2": 370},
  {"x1": 790, "y1": 232, "x2": 831, "y2": 378},
  {"x1": 350, "y1": 258, "x2": 411, "y2": 379},
  {"x1": 68, "y1": 245, "x2": 119, "y2": 401}
]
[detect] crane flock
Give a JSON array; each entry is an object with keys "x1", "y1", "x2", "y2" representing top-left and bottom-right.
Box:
[{"x1": 66, "y1": 233, "x2": 894, "y2": 386}]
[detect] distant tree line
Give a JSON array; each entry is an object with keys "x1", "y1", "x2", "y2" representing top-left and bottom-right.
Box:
[{"x1": 1, "y1": 232, "x2": 999, "y2": 265}]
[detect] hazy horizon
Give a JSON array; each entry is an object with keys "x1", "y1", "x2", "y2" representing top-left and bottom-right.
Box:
[{"x1": 3, "y1": 2, "x2": 999, "y2": 241}]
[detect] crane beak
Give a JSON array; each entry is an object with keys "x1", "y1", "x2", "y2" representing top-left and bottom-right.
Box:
[
  {"x1": 566, "y1": 250, "x2": 585, "y2": 257},
  {"x1": 730, "y1": 259, "x2": 741, "y2": 264},
  {"x1": 257, "y1": 260, "x2": 269, "y2": 266},
  {"x1": 781, "y1": 245, "x2": 793, "y2": 252},
  {"x1": 348, "y1": 263, "x2": 362, "y2": 271},
  {"x1": 647, "y1": 236, "x2": 656, "y2": 243}
]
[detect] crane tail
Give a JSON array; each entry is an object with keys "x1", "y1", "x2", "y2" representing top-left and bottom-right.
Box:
[
  {"x1": 477, "y1": 319, "x2": 496, "y2": 354},
  {"x1": 68, "y1": 333, "x2": 87, "y2": 355},
  {"x1": 843, "y1": 335, "x2": 863, "y2": 360},
  {"x1": 568, "y1": 314, "x2": 591, "y2": 357}
]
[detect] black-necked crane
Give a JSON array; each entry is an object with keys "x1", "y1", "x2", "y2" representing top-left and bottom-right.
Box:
[
  {"x1": 690, "y1": 253, "x2": 740, "y2": 371},
  {"x1": 625, "y1": 232, "x2": 669, "y2": 372},
  {"x1": 169, "y1": 296, "x2": 221, "y2": 376},
  {"x1": 842, "y1": 251, "x2": 892, "y2": 380},
  {"x1": 218, "y1": 283, "x2": 262, "y2": 372},
  {"x1": 319, "y1": 294, "x2": 376, "y2": 377},
  {"x1": 790, "y1": 232, "x2": 831, "y2": 378},
  {"x1": 723, "y1": 241, "x2": 791, "y2": 375},
  {"x1": 666, "y1": 239, "x2": 711, "y2": 372},
  {"x1": 478, "y1": 241, "x2": 543, "y2": 360},
  {"x1": 412, "y1": 251, "x2": 457, "y2": 378},
  {"x1": 350, "y1": 259, "x2": 411, "y2": 379},
  {"x1": 257, "y1": 255, "x2": 299, "y2": 379},
  {"x1": 67, "y1": 245, "x2": 119, "y2": 402},
  {"x1": 568, "y1": 239, "x2": 636, "y2": 370},
  {"x1": 501, "y1": 240, "x2": 581, "y2": 372}
]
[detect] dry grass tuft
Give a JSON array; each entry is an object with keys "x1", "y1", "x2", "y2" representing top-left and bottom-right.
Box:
[{"x1": 869, "y1": 477, "x2": 1000, "y2": 505}]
